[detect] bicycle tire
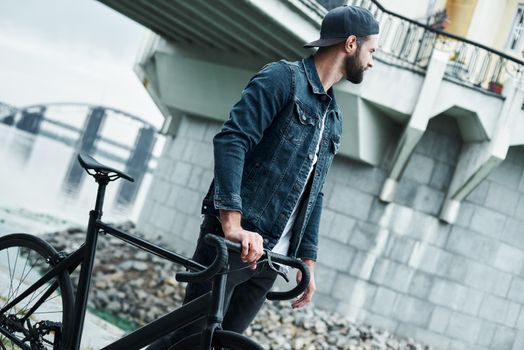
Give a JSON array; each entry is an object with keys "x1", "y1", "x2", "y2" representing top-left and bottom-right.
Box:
[
  {"x1": 168, "y1": 330, "x2": 265, "y2": 350},
  {"x1": 0, "y1": 233, "x2": 74, "y2": 350}
]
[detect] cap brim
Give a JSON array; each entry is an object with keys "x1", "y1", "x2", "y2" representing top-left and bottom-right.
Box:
[{"x1": 304, "y1": 37, "x2": 347, "y2": 48}]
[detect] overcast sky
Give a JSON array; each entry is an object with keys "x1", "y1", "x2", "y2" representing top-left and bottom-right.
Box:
[{"x1": 0, "y1": 0, "x2": 164, "y2": 128}]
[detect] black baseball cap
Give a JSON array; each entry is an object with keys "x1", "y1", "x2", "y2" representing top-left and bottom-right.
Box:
[{"x1": 304, "y1": 5, "x2": 379, "y2": 48}]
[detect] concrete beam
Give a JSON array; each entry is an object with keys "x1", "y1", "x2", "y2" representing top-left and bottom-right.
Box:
[
  {"x1": 380, "y1": 49, "x2": 449, "y2": 202},
  {"x1": 154, "y1": 52, "x2": 255, "y2": 123},
  {"x1": 246, "y1": 0, "x2": 322, "y2": 45},
  {"x1": 431, "y1": 80, "x2": 503, "y2": 142},
  {"x1": 441, "y1": 77, "x2": 524, "y2": 223}
]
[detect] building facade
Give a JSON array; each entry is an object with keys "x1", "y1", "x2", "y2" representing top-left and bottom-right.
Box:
[{"x1": 98, "y1": 0, "x2": 524, "y2": 349}]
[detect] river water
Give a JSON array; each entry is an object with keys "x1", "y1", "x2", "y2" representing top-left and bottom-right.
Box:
[{"x1": 0, "y1": 123, "x2": 154, "y2": 235}]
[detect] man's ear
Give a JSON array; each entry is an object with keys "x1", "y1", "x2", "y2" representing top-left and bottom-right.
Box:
[{"x1": 344, "y1": 35, "x2": 358, "y2": 54}]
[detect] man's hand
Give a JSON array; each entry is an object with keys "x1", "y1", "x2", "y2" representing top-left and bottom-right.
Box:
[
  {"x1": 292, "y1": 259, "x2": 316, "y2": 309},
  {"x1": 219, "y1": 210, "x2": 264, "y2": 269}
]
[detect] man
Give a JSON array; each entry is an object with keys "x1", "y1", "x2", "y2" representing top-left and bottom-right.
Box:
[{"x1": 148, "y1": 5, "x2": 379, "y2": 349}]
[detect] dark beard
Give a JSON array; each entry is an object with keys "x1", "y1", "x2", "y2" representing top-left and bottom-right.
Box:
[{"x1": 345, "y1": 51, "x2": 365, "y2": 84}]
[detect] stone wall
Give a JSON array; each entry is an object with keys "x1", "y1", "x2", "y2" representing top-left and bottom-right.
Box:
[
  {"x1": 138, "y1": 114, "x2": 524, "y2": 350},
  {"x1": 137, "y1": 115, "x2": 221, "y2": 254}
]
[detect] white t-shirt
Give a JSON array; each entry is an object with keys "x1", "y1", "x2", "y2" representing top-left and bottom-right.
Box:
[{"x1": 272, "y1": 111, "x2": 327, "y2": 255}]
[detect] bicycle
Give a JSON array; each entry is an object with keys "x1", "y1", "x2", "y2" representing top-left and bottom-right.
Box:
[{"x1": 0, "y1": 153, "x2": 310, "y2": 350}]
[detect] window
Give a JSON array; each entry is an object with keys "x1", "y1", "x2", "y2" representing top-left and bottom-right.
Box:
[{"x1": 506, "y1": 4, "x2": 524, "y2": 51}]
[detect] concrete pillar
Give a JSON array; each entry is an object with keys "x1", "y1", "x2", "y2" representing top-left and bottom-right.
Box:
[
  {"x1": 62, "y1": 106, "x2": 106, "y2": 197},
  {"x1": 1, "y1": 112, "x2": 16, "y2": 126},
  {"x1": 116, "y1": 126, "x2": 156, "y2": 205},
  {"x1": 78, "y1": 107, "x2": 106, "y2": 154},
  {"x1": 16, "y1": 106, "x2": 46, "y2": 134},
  {"x1": 380, "y1": 49, "x2": 449, "y2": 202}
]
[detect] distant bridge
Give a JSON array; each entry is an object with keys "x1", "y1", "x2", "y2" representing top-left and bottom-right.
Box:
[{"x1": 0, "y1": 102, "x2": 160, "y2": 206}]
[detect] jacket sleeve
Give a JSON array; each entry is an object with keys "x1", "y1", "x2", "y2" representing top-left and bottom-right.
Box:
[
  {"x1": 212, "y1": 61, "x2": 293, "y2": 213},
  {"x1": 297, "y1": 191, "x2": 323, "y2": 261}
]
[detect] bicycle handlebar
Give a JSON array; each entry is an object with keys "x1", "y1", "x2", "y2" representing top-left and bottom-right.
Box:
[
  {"x1": 175, "y1": 234, "x2": 310, "y2": 301},
  {"x1": 175, "y1": 234, "x2": 228, "y2": 283},
  {"x1": 265, "y1": 253, "x2": 310, "y2": 301},
  {"x1": 223, "y1": 239, "x2": 310, "y2": 300}
]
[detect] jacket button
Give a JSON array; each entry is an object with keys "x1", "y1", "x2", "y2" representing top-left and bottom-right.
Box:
[
  {"x1": 321, "y1": 95, "x2": 327, "y2": 101},
  {"x1": 309, "y1": 154, "x2": 314, "y2": 160}
]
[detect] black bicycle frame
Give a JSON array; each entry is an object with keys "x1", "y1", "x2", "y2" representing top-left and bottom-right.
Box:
[{"x1": 1, "y1": 174, "x2": 227, "y2": 350}]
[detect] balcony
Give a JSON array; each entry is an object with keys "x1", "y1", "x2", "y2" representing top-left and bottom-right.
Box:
[{"x1": 348, "y1": 0, "x2": 523, "y2": 96}]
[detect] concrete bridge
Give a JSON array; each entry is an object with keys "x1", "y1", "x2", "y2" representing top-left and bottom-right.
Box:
[
  {"x1": 1, "y1": 102, "x2": 158, "y2": 205},
  {"x1": 97, "y1": 0, "x2": 524, "y2": 349}
]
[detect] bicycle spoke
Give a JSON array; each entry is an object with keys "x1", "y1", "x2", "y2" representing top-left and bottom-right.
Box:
[
  {"x1": 21, "y1": 281, "x2": 61, "y2": 322},
  {"x1": 14, "y1": 253, "x2": 31, "y2": 300},
  {"x1": 13, "y1": 253, "x2": 39, "y2": 295},
  {"x1": 0, "y1": 236, "x2": 72, "y2": 350},
  {"x1": 32, "y1": 310, "x2": 63, "y2": 315},
  {"x1": 4, "y1": 248, "x2": 14, "y2": 309},
  {"x1": 3, "y1": 248, "x2": 37, "y2": 310},
  {"x1": 17, "y1": 285, "x2": 50, "y2": 318},
  {"x1": 10, "y1": 253, "x2": 40, "y2": 309},
  {"x1": 9, "y1": 248, "x2": 20, "y2": 304}
]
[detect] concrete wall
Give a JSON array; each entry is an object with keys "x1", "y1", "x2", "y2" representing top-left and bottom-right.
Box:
[
  {"x1": 315, "y1": 116, "x2": 524, "y2": 350},
  {"x1": 137, "y1": 115, "x2": 220, "y2": 255},
  {"x1": 467, "y1": 0, "x2": 508, "y2": 48},
  {"x1": 446, "y1": 0, "x2": 478, "y2": 37},
  {"x1": 493, "y1": 0, "x2": 521, "y2": 52},
  {"x1": 138, "y1": 113, "x2": 524, "y2": 350}
]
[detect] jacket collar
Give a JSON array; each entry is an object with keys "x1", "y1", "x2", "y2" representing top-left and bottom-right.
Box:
[{"x1": 303, "y1": 55, "x2": 326, "y2": 95}]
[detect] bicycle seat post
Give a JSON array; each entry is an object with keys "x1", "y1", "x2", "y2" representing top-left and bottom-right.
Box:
[{"x1": 93, "y1": 173, "x2": 110, "y2": 218}]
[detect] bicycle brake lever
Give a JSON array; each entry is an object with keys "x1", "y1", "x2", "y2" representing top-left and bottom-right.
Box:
[{"x1": 266, "y1": 251, "x2": 290, "y2": 283}]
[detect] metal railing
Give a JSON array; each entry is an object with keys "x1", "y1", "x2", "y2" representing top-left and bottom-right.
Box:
[{"x1": 344, "y1": 0, "x2": 524, "y2": 95}]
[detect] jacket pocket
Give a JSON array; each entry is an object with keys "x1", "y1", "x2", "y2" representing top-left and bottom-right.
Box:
[{"x1": 285, "y1": 100, "x2": 316, "y2": 144}]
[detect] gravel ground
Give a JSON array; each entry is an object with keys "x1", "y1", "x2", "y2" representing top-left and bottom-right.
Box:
[{"x1": 39, "y1": 222, "x2": 433, "y2": 350}]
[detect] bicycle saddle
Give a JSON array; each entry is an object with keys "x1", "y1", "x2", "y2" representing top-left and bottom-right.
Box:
[{"x1": 77, "y1": 153, "x2": 134, "y2": 182}]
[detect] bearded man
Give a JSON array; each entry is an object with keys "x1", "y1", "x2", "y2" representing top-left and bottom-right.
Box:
[{"x1": 148, "y1": 5, "x2": 379, "y2": 349}]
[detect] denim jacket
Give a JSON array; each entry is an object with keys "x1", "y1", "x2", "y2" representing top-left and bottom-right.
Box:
[{"x1": 201, "y1": 56, "x2": 343, "y2": 261}]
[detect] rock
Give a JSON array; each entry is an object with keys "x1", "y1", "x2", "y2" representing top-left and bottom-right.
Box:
[
  {"x1": 119, "y1": 261, "x2": 134, "y2": 270},
  {"x1": 132, "y1": 261, "x2": 149, "y2": 271},
  {"x1": 106, "y1": 300, "x2": 121, "y2": 312},
  {"x1": 95, "y1": 280, "x2": 108, "y2": 289},
  {"x1": 135, "y1": 251, "x2": 149, "y2": 261}
]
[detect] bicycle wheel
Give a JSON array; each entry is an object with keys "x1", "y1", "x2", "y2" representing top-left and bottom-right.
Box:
[
  {"x1": 0, "y1": 234, "x2": 74, "y2": 350},
  {"x1": 169, "y1": 330, "x2": 265, "y2": 350}
]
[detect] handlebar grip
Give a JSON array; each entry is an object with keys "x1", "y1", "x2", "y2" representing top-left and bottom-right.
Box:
[
  {"x1": 224, "y1": 240, "x2": 310, "y2": 300},
  {"x1": 176, "y1": 234, "x2": 228, "y2": 283},
  {"x1": 266, "y1": 254, "x2": 310, "y2": 301}
]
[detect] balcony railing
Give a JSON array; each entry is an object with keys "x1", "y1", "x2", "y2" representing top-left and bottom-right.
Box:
[{"x1": 343, "y1": 0, "x2": 524, "y2": 95}]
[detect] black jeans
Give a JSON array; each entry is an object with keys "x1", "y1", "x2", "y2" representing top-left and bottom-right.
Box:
[{"x1": 146, "y1": 215, "x2": 278, "y2": 349}]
